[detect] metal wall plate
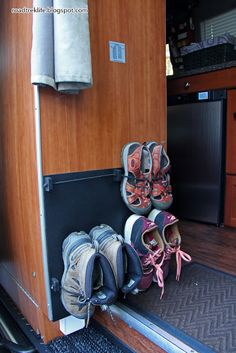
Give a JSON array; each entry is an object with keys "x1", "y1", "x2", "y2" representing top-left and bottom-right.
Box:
[{"x1": 109, "y1": 41, "x2": 126, "y2": 63}]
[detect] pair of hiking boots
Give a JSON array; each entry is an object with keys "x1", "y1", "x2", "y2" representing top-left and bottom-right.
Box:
[
  {"x1": 121, "y1": 141, "x2": 173, "y2": 215},
  {"x1": 124, "y1": 209, "x2": 192, "y2": 298},
  {"x1": 61, "y1": 225, "x2": 142, "y2": 323}
]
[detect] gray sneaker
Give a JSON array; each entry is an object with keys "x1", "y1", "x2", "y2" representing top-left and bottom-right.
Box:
[
  {"x1": 61, "y1": 231, "x2": 117, "y2": 321},
  {"x1": 89, "y1": 224, "x2": 143, "y2": 294}
]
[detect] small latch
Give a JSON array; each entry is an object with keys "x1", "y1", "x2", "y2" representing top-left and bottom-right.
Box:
[
  {"x1": 113, "y1": 169, "x2": 122, "y2": 182},
  {"x1": 50, "y1": 278, "x2": 60, "y2": 292},
  {"x1": 43, "y1": 177, "x2": 53, "y2": 192}
]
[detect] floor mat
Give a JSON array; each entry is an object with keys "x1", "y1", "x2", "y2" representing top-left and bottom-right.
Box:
[
  {"x1": 0, "y1": 286, "x2": 134, "y2": 353},
  {"x1": 45, "y1": 321, "x2": 134, "y2": 353},
  {"x1": 122, "y1": 263, "x2": 236, "y2": 353}
]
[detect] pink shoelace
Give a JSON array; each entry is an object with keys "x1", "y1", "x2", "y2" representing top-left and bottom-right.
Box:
[
  {"x1": 165, "y1": 246, "x2": 192, "y2": 281},
  {"x1": 143, "y1": 249, "x2": 165, "y2": 299}
]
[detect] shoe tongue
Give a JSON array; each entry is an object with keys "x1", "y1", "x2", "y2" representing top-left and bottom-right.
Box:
[
  {"x1": 92, "y1": 262, "x2": 103, "y2": 291},
  {"x1": 144, "y1": 232, "x2": 158, "y2": 250},
  {"x1": 141, "y1": 147, "x2": 151, "y2": 174},
  {"x1": 96, "y1": 291, "x2": 107, "y2": 300},
  {"x1": 126, "y1": 278, "x2": 135, "y2": 289},
  {"x1": 166, "y1": 226, "x2": 180, "y2": 246}
]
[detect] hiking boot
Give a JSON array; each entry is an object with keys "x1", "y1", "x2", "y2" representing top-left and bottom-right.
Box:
[
  {"x1": 61, "y1": 232, "x2": 117, "y2": 321},
  {"x1": 89, "y1": 224, "x2": 143, "y2": 295},
  {"x1": 61, "y1": 232, "x2": 95, "y2": 319},
  {"x1": 121, "y1": 142, "x2": 152, "y2": 215},
  {"x1": 146, "y1": 141, "x2": 173, "y2": 210},
  {"x1": 148, "y1": 209, "x2": 192, "y2": 280},
  {"x1": 124, "y1": 215, "x2": 165, "y2": 297}
]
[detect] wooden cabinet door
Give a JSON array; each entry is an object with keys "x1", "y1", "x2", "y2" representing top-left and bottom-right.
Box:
[
  {"x1": 226, "y1": 89, "x2": 236, "y2": 174},
  {"x1": 168, "y1": 67, "x2": 236, "y2": 96},
  {"x1": 224, "y1": 175, "x2": 236, "y2": 227}
]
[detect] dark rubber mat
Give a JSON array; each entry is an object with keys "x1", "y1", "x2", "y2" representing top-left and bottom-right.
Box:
[
  {"x1": 0, "y1": 286, "x2": 134, "y2": 353},
  {"x1": 45, "y1": 321, "x2": 134, "y2": 353},
  {"x1": 123, "y1": 263, "x2": 236, "y2": 353}
]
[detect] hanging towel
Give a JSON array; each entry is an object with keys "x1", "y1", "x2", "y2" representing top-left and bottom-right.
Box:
[
  {"x1": 31, "y1": 0, "x2": 93, "y2": 94},
  {"x1": 31, "y1": 0, "x2": 56, "y2": 89},
  {"x1": 54, "y1": 0, "x2": 93, "y2": 93}
]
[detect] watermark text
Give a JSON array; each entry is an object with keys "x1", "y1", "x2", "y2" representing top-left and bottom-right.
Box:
[{"x1": 11, "y1": 7, "x2": 88, "y2": 15}]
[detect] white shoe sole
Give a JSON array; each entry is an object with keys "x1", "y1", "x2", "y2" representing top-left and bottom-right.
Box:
[
  {"x1": 124, "y1": 214, "x2": 142, "y2": 244},
  {"x1": 148, "y1": 209, "x2": 162, "y2": 222}
]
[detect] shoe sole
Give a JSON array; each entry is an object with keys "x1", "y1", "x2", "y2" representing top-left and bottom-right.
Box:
[
  {"x1": 124, "y1": 215, "x2": 142, "y2": 292},
  {"x1": 124, "y1": 214, "x2": 142, "y2": 244},
  {"x1": 124, "y1": 215, "x2": 158, "y2": 292},
  {"x1": 120, "y1": 142, "x2": 140, "y2": 213},
  {"x1": 146, "y1": 142, "x2": 173, "y2": 210},
  {"x1": 146, "y1": 141, "x2": 157, "y2": 153},
  {"x1": 150, "y1": 194, "x2": 173, "y2": 210},
  {"x1": 148, "y1": 209, "x2": 162, "y2": 223}
]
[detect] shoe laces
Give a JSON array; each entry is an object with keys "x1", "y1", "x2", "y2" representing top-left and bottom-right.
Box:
[
  {"x1": 111, "y1": 234, "x2": 124, "y2": 244},
  {"x1": 143, "y1": 249, "x2": 165, "y2": 299},
  {"x1": 124, "y1": 175, "x2": 151, "y2": 194},
  {"x1": 166, "y1": 246, "x2": 192, "y2": 281},
  {"x1": 86, "y1": 301, "x2": 91, "y2": 328},
  {"x1": 101, "y1": 305, "x2": 116, "y2": 325},
  {"x1": 75, "y1": 295, "x2": 93, "y2": 328}
]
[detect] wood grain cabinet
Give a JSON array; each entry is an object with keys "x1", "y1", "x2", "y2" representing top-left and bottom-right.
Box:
[
  {"x1": 224, "y1": 89, "x2": 236, "y2": 227},
  {"x1": 168, "y1": 67, "x2": 236, "y2": 96},
  {"x1": 226, "y1": 89, "x2": 236, "y2": 174},
  {"x1": 224, "y1": 175, "x2": 236, "y2": 227}
]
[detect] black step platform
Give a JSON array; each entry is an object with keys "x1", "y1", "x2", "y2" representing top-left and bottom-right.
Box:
[{"x1": 0, "y1": 286, "x2": 134, "y2": 353}]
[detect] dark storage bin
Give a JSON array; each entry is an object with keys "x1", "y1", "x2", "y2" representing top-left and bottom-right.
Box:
[{"x1": 183, "y1": 43, "x2": 236, "y2": 70}]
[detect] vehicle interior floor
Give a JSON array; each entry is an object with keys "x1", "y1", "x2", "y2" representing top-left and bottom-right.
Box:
[{"x1": 120, "y1": 220, "x2": 236, "y2": 353}]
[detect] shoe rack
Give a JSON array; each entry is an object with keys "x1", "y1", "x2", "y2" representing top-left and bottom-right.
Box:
[{"x1": 43, "y1": 168, "x2": 130, "y2": 321}]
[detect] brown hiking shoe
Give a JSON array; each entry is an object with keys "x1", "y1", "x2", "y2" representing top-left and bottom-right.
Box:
[
  {"x1": 89, "y1": 224, "x2": 143, "y2": 294},
  {"x1": 61, "y1": 231, "x2": 117, "y2": 321}
]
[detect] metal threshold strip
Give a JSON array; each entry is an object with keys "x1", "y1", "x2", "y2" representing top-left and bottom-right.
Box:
[{"x1": 111, "y1": 303, "x2": 199, "y2": 353}]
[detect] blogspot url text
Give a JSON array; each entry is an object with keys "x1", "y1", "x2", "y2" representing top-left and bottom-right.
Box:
[{"x1": 11, "y1": 7, "x2": 88, "y2": 15}]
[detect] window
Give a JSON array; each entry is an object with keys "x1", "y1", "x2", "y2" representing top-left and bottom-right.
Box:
[{"x1": 200, "y1": 8, "x2": 236, "y2": 40}]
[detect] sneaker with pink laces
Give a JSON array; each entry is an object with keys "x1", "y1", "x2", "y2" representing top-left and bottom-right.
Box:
[
  {"x1": 147, "y1": 141, "x2": 173, "y2": 210},
  {"x1": 124, "y1": 214, "x2": 165, "y2": 298},
  {"x1": 121, "y1": 142, "x2": 152, "y2": 215},
  {"x1": 148, "y1": 209, "x2": 192, "y2": 281}
]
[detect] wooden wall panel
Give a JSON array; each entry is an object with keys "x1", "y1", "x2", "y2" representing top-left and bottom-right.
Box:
[
  {"x1": 40, "y1": 0, "x2": 166, "y2": 175},
  {"x1": 226, "y1": 89, "x2": 236, "y2": 174},
  {"x1": 224, "y1": 175, "x2": 236, "y2": 228},
  {"x1": 0, "y1": 264, "x2": 62, "y2": 343},
  {"x1": 0, "y1": 0, "x2": 48, "y2": 327},
  {"x1": 128, "y1": 0, "x2": 166, "y2": 146}
]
